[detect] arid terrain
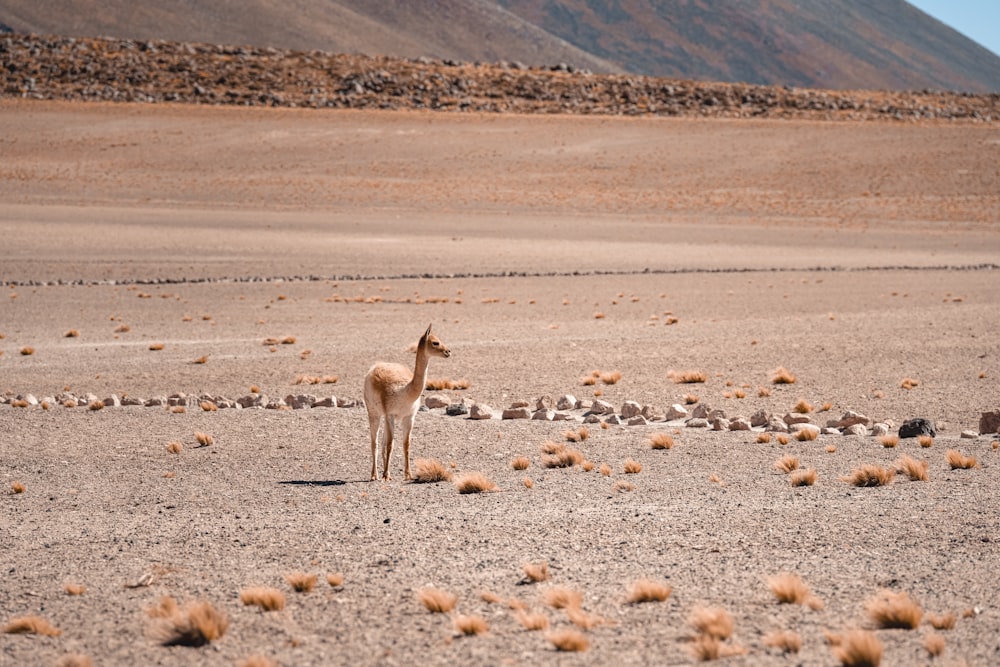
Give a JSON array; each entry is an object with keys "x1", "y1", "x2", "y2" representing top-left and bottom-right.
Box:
[{"x1": 1, "y1": 99, "x2": 999, "y2": 666}]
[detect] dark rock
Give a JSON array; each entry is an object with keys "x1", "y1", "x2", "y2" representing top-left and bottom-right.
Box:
[
  {"x1": 980, "y1": 410, "x2": 1000, "y2": 435},
  {"x1": 899, "y1": 417, "x2": 936, "y2": 438},
  {"x1": 445, "y1": 403, "x2": 469, "y2": 417}
]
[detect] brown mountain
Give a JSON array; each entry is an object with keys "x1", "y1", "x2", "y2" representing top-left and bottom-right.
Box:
[{"x1": 2, "y1": 0, "x2": 999, "y2": 91}]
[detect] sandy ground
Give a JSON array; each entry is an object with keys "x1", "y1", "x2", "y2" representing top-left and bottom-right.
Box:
[{"x1": 1, "y1": 100, "x2": 999, "y2": 665}]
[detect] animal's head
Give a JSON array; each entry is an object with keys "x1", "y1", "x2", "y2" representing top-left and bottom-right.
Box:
[{"x1": 421, "y1": 323, "x2": 451, "y2": 359}]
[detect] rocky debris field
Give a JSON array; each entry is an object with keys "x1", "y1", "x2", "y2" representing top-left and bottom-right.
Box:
[{"x1": 2, "y1": 33, "x2": 999, "y2": 121}]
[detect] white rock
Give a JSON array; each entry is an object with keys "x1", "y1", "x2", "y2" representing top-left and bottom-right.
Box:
[
  {"x1": 784, "y1": 413, "x2": 812, "y2": 425},
  {"x1": 532, "y1": 409, "x2": 554, "y2": 421},
  {"x1": 729, "y1": 418, "x2": 751, "y2": 431},
  {"x1": 469, "y1": 403, "x2": 493, "y2": 420},
  {"x1": 313, "y1": 396, "x2": 337, "y2": 408},
  {"x1": 871, "y1": 423, "x2": 890, "y2": 436},
  {"x1": 843, "y1": 424, "x2": 868, "y2": 437},
  {"x1": 789, "y1": 423, "x2": 820, "y2": 436},
  {"x1": 627, "y1": 415, "x2": 648, "y2": 426},
  {"x1": 828, "y1": 410, "x2": 870, "y2": 428},
  {"x1": 604, "y1": 414, "x2": 622, "y2": 425},
  {"x1": 502, "y1": 407, "x2": 531, "y2": 420},
  {"x1": 711, "y1": 417, "x2": 730, "y2": 431},
  {"x1": 821, "y1": 427, "x2": 840, "y2": 435},
  {"x1": 590, "y1": 399, "x2": 614, "y2": 415},
  {"x1": 750, "y1": 409, "x2": 770, "y2": 427},
  {"x1": 556, "y1": 394, "x2": 577, "y2": 411},
  {"x1": 960, "y1": 430, "x2": 979, "y2": 439},
  {"x1": 21, "y1": 394, "x2": 39, "y2": 406},
  {"x1": 665, "y1": 404, "x2": 689, "y2": 421},
  {"x1": 620, "y1": 401, "x2": 642, "y2": 419},
  {"x1": 687, "y1": 418, "x2": 709, "y2": 428},
  {"x1": 424, "y1": 394, "x2": 449, "y2": 409},
  {"x1": 575, "y1": 399, "x2": 593, "y2": 411},
  {"x1": 101, "y1": 395, "x2": 121, "y2": 407}
]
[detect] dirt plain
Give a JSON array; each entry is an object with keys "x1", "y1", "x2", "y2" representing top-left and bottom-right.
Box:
[{"x1": 1, "y1": 99, "x2": 999, "y2": 666}]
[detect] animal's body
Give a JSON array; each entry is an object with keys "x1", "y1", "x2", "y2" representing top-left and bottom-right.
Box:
[{"x1": 363, "y1": 324, "x2": 450, "y2": 480}]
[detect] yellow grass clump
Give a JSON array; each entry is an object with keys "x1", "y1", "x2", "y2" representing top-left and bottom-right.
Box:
[
  {"x1": 11, "y1": 481, "x2": 26, "y2": 494},
  {"x1": 453, "y1": 614, "x2": 488, "y2": 636},
  {"x1": 879, "y1": 434, "x2": 899, "y2": 448},
  {"x1": 192, "y1": 355, "x2": 208, "y2": 364},
  {"x1": 846, "y1": 465, "x2": 895, "y2": 487},
  {"x1": 829, "y1": 629, "x2": 883, "y2": 667},
  {"x1": 793, "y1": 399, "x2": 813, "y2": 414},
  {"x1": 237, "y1": 657, "x2": 278, "y2": 667},
  {"x1": 669, "y1": 370, "x2": 707, "y2": 384},
  {"x1": 924, "y1": 632, "x2": 945, "y2": 657},
  {"x1": 511, "y1": 456, "x2": 530, "y2": 471},
  {"x1": 515, "y1": 610, "x2": 549, "y2": 631},
  {"x1": 88, "y1": 400, "x2": 105, "y2": 412},
  {"x1": 763, "y1": 630, "x2": 802, "y2": 654},
  {"x1": 547, "y1": 629, "x2": 589, "y2": 652},
  {"x1": 564, "y1": 427, "x2": 589, "y2": 442},
  {"x1": 896, "y1": 455, "x2": 929, "y2": 481},
  {"x1": 326, "y1": 573, "x2": 344, "y2": 588},
  {"x1": 614, "y1": 480, "x2": 635, "y2": 492},
  {"x1": 149, "y1": 342, "x2": 165, "y2": 351},
  {"x1": 771, "y1": 367, "x2": 797, "y2": 384},
  {"x1": 55, "y1": 654, "x2": 93, "y2": 667},
  {"x1": 758, "y1": 386, "x2": 772, "y2": 397},
  {"x1": 20, "y1": 346, "x2": 35, "y2": 356},
  {"x1": 581, "y1": 460, "x2": 595, "y2": 472},
  {"x1": 790, "y1": 469, "x2": 817, "y2": 487},
  {"x1": 566, "y1": 606, "x2": 603, "y2": 629},
  {"x1": 627, "y1": 579, "x2": 672, "y2": 604},
  {"x1": 64, "y1": 329, "x2": 80, "y2": 338},
  {"x1": 542, "y1": 445, "x2": 584, "y2": 469},
  {"x1": 683, "y1": 393, "x2": 700, "y2": 404},
  {"x1": 649, "y1": 433, "x2": 674, "y2": 450},
  {"x1": 523, "y1": 561, "x2": 550, "y2": 583},
  {"x1": 194, "y1": 432, "x2": 214, "y2": 447},
  {"x1": 64, "y1": 583, "x2": 86, "y2": 596},
  {"x1": 776, "y1": 434, "x2": 790, "y2": 445},
  {"x1": 418, "y1": 587, "x2": 457, "y2": 613},
  {"x1": 599, "y1": 370, "x2": 623, "y2": 385},
  {"x1": 149, "y1": 598, "x2": 229, "y2": 646},
  {"x1": 900, "y1": 377, "x2": 920, "y2": 390},
  {"x1": 455, "y1": 472, "x2": 498, "y2": 494},
  {"x1": 946, "y1": 450, "x2": 977, "y2": 469},
  {"x1": 599, "y1": 463, "x2": 612, "y2": 477},
  {"x1": 522, "y1": 477, "x2": 534, "y2": 489},
  {"x1": 927, "y1": 612, "x2": 956, "y2": 630},
  {"x1": 794, "y1": 428, "x2": 818, "y2": 442},
  {"x1": 426, "y1": 377, "x2": 470, "y2": 391},
  {"x1": 285, "y1": 572, "x2": 317, "y2": 593},
  {"x1": 623, "y1": 459, "x2": 643, "y2": 474},
  {"x1": 774, "y1": 455, "x2": 799, "y2": 474},
  {"x1": 866, "y1": 590, "x2": 922, "y2": 629},
  {"x1": 240, "y1": 587, "x2": 286, "y2": 611},
  {"x1": 166, "y1": 441, "x2": 183, "y2": 454},
  {"x1": 412, "y1": 458, "x2": 453, "y2": 483},
  {"x1": 580, "y1": 375, "x2": 597, "y2": 386},
  {"x1": 543, "y1": 586, "x2": 583, "y2": 610},
  {"x1": 688, "y1": 606, "x2": 733, "y2": 639},
  {"x1": 4, "y1": 615, "x2": 61, "y2": 636},
  {"x1": 756, "y1": 433, "x2": 772, "y2": 444},
  {"x1": 918, "y1": 435, "x2": 934, "y2": 448},
  {"x1": 689, "y1": 635, "x2": 747, "y2": 661},
  {"x1": 200, "y1": 401, "x2": 217, "y2": 412},
  {"x1": 767, "y1": 573, "x2": 821, "y2": 608}
]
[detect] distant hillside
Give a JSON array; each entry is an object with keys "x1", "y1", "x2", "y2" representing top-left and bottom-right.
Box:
[{"x1": 2, "y1": 0, "x2": 999, "y2": 91}]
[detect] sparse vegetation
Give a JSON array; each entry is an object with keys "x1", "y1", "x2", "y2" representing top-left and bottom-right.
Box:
[
  {"x1": 200, "y1": 401, "x2": 217, "y2": 412},
  {"x1": 793, "y1": 399, "x2": 813, "y2": 414},
  {"x1": 896, "y1": 455, "x2": 929, "y2": 481},
  {"x1": 846, "y1": 465, "x2": 895, "y2": 487},
  {"x1": 924, "y1": 632, "x2": 945, "y2": 657},
  {"x1": 767, "y1": 573, "x2": 821, "y2": 608},
  {"x1": 771, "y1": 367, "x2": 797, "y2": 384},
  {"x1": 547, "y1": 629, "x2": 589, "y2": 652},
  {"x1": 240, "y1": 587, "x2": 286, "y2": 611},
  {"x1": 149, "y1": 599, "x2": 229, "y2": 646},
  {"x1": 543, "y1": 586, "x2": 583, "y2": 610},
  {"x1": 689, "y1": 634, "x2": 747, "y2": 661},
  {"x1": 542, "y1": 444, "x2": 584, "y2": 468},
  {"x1": 64, "y1": 329, "x2": 80, "y2": 338},
  {"x1": 830, "y1": 629, "x2": 883, "y2": 667},
  {"x1": 194, "y1": 431, "x2": 214, "y2": 446},
  {"x1": 623, "y1": 459, "x2": 643, "y2": 474},
  {"x1": 285, "y1": 572, "x2": 317, "y2": 593},
  {"x1": 927, "y1": 612, "x2": 956, "y2": 630},
  {"x1": 688, "y1": 606, "x2": 733, "y2": 639},
  {"x1": 515, "y1": 610, "x2": 549, "y2": 631},
  {"x1": 426, "y1": 377, "x2": 470, "y2": 390},
  {"x1": 564, "y1": 427, "x2": 589, "y2": 442},
  {"x1": 455, "y1": 472, "x2": 498, "y2": 494},
  {"x1": 4, "y1": 615, "x2": 61, "y2": 636},
  {"x1": 523, "y1": 561, "x2": 550, "y2": 583},
  {"x1": 879, "y1": 434, "x2": 899, "y2": 448},
  {"x1": 418, "y1": 587, "x2": 457, "y2": 613},
  {"x1": 794, "y1": 428, "x2": 818, "y2": 441},
  {"x1": 627, "y1": 579, "x2": 672, "y2": 604},
  {"x1": 453, "y1": 614, "x2": 488, "y2": 635},
  {"x1": 918, "y1": 435, "x2": 934, "y2": 448},
  {"x1": 669, "y1": 370, "x2": 707, "y2": 384},
  {"x1": 789, "y1": 469, "x2": 817, "y2": 487},
  {"x1": 512, "y1": 456, "x2": 530, "y2": 470},
  {"x1": 865, "y1": 590, "x2": 923, "y2": 629},
  {"x1": 776, "y1": 434, "x2": 790, "y2": 445},
  {"x1": 683, "y1": 393, "x2": 700, "y2": 404},
  {"x1": 20, "y1": 346, "x2": 35, "y2": 355},
  {"x1": 946, "y1": 450, "x2": 977, "y2": 469},
  {"x1": 756, "y1": 433, "x2": 772, "y2": 444},
  {"x1": 649, "y1": 433, "x2": 674, "y2": 449},
  {"x1": 599, "y1": 370, "x2": 622, "y2": 385},
  {"x1": 412, "y1": 458, "x2": 453, "y2": 483},
  {"x1": 774, "y1": 455, "x2": 799, "y2": 474},
  {"x1": 763, "y1": 630, "x2": 801, "y2": 654},
  {"x1": 11, "y1": 481, "x2": 25, "y2": 494},
  {"x1": 900, "y1": 377, "x2": 920, "y2": 389},
  {"x1": 64, "y1": 583, "x2": 86, "y2": 596},
  {"x1": 149, "y1": 342, "x2": 165, "y2": 351},
  {"x1": 326, "y1": 573, "x2": 344, "y2": 588}
]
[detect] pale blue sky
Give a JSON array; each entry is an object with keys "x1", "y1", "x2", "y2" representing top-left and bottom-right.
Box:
[{"x1": 909, "y1": 0, "x2": 1000, "y2": 57}]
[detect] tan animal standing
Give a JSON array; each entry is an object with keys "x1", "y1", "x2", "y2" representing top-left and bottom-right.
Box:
[{"x1": 363, "y1": 324, "x2": 451, "y2": 480}]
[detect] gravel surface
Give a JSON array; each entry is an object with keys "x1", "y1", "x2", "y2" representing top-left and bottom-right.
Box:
[{"x1": 1, "y1": 101, "x2": 999, "y2": 666}]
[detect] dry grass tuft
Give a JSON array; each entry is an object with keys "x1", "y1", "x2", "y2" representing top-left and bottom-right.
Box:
[
  {"x1": 793, "y1": 399, "x2": 814, "y2": 414},
  {"x1": 623, "y1": 459, "x2": 643, "y2": 474},
  {"x1": 669, "y1": 370, "x2": 708, "y2": 384},
  {"x1": 280, "y1": 336, "x2": 296, "y2": 345},
  {"x1": 566, "y1": 606, "x2": 604, "y2": 629},
  {"x1": 146, "y1": 596, "x2": 179, "y2": 619},
  {"x1": 240, "y1": 587, "x2": 286, "y2": 611},
  {"x1": 285, "y1": 572, "x2": 317, "y2": 593},
  {"x1": 593, "y1": 311, "x2": 605, "y2": 319},
  {"x1": 326, "y1": 573, "x2": 344, "y2": 588},
  {"x1": 4, "y1": 615, "x2": 61, "y2": 636},
  {"x1": 20, "y1": 346, "x2": 35, "y2": 356},
  {"x1": 564, "y1": 427, "x2": 589, "y2": 442},
  {"x1": 64, "y1": 583, "x2": 86, "y2": 596},
  {"x1": 614, "y1": 480, "x2": 635, "y2": 492},
  {"x1": 927, "y1": 612, "x2": 956, "y2": 630},
  {"x1": 200, "y1": 401, "x2": 217, "y2": 412},
  {"x1": 790, "y1": 469, "x2": 817, "y2": 487},
  {"x1": 599, "y1": 370, "x2": 623, "y2": 385},
  {"x1": 515, "y1": 610, "x2": 549, "y2": 631},
  {"x1": 866, "y1": 590, "x2": 923, "y2": 629},
  {"x1": 580, "y1": 375, "x2": 597, "y2": 386},
  {"x1": 900, "y1": 377, "x2": 920, "y2": 390},
  {"x1": 11, "y1": 399, "x2": 30, "y2": 408},
  {"x1": 412, "y1": 458, "x2": 453, "y2": 483},
  {"x1": 879, "y1": 434, "x2": 899, "y2": 448},
  {"x1": 627, "y1": 579, "x2": 672, "y2": 604},
  {"x1": 546, "y1": 629, "x2": 589, "y2": 652},
  {"x1": 689, "y1": 635, "x2": 747, "y2": 661},
  {"x1": 683, "y1": 393, "x2": 700, "y2": 404},
  {"x1": 194, "y1": 432, "x2": 214, "y2": 447},
  {"x1": 453, "y1": 614, "x2": 488, "y2": 636},
  {"x1": 826, "y1": 444, "x2": 838, "y2": 453},
  {"x1": 767, "y1": 573, "x2": 813, "y2": 605},
  {"x1": 918, "y1": 435, "x2": 934, "y2": 448},
  {"x1": 148, "y1": 342, "x2": 165, "y2": 351},
  {"x1": 776, "y1": 434, "x2": 790, "y2": 445},
  {"x1": 192, "y1": 355, "x2": 208, "y2": 364},
  {"x1": 542, "y1": 445, "x2": 584, "y2": 469},
  {"x1": 649, "y1": 433, "x2": 674, "y2": 450},
  {"x1": 11, "y1": 481, "x2": 26, "y2": 494},
  {"x1": 88, "y1": 400, "x2": 105, "y2": 412},
  {"x1": 763, "y1": 630, "x2": 802, "y2": 654},
  {"x1": 758, "y1": 386, "x2": 772, "y2": 397},
  {"x1": 64, "y1": 329, "x2": 80, "y2": 338},
  {"x1": 455, "y1": 472, "x2": 498, "y2": 494},
  {"x1": 896, "y1": 455, "x2": 929, "y2": 481},
  {"x1": 756, "y1": 433, "x2": 772, "y2": 444},
  {"x1": 771, "y1": 367, "x2": 797, "y2": 384},
  {"x1": 543, "y1": 586, "x2": 583, "y2": 610},
  {"x1": 149, "y1": 599, "x2": 229, "y2": 646},
  {"x1": 830, "y1": 630, "x2": 883, "y2": 667},
  {"x1": 522, "y1": 477, "x2": 534, "y2": 489},
  {"x1": 166, "y1": 441, "x2": 183, "y2": 454},
  {"x1": 924, "y1": 632, "x2": 945, "y2": 657},
  {"x1": 688, "y1": 606, "x2": 734, "y2": 639},
  {"x1": 846, "y1": 465, "x2": 895, "y2": 487},
  {"x1": 425, "y1": 377, "x2": 471, "y2": 391},
  {"x1": 946, "y1": 450, "x2": 977, "y2": 470},
  {"x1": 795, "y1": 428, "x2": 818, "y2": 442},
  {"x1": 523, "y1": 561, "x2": 550, "y2": 583},
  {"x1": 581, "y1": 460, "x2": 595, "y2": 472},
  {"x1": 599, "y1": 463, "x2": 612, "y2": 477},
  {"x1": 418, "y1": 587, "x2": 457, "y2": 613},
  {"x1": 511, "y1": 456, "x2": 530, "y2": 471},
  {"x1": 774, "y1": 455, "x2": 799, "y2": 474},
  {"x1": 55, "y1": 655, "x2": 93, "y2": 667},
  {"x1": 237, "y1": 657, "x2": 277, "y2": 667}
]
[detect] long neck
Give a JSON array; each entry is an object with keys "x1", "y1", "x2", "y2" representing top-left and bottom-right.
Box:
[{"x1": 406, "y1": 343, "x2": 430, "y2": 402}]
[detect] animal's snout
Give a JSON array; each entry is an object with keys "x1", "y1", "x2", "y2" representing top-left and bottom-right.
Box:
[{"x1": 443, "y1": 348, "x2": 452, "y2": 358}]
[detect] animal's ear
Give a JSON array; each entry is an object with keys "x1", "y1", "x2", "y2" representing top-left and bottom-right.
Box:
[{"x1": 425, "y1": 323, "x2": 433, "y2": 337}]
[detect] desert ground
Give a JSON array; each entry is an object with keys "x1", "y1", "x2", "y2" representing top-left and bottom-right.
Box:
[{"x1": 1, "y1": 100, "x2": 999, "y2": 665}]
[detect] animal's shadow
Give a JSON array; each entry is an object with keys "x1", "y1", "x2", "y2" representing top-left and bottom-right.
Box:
[{"x1": 278, "y1": 479, "x2": 350, "y2": 487}]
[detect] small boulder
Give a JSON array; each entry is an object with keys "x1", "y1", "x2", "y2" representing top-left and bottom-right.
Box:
[
  {"x1": 146, "y1": 396, "x2": 168, "y2": 407},
  {"x1": 664, "y1": 404, "x2": 689, "y2": 421},
  {"x1": 627, "y1": 415, "x2": 648, "y2": 426},
  {"x1": 960, "y1": 430, "x2": 978, "y2": 439},
  {"x1": 641, "y1": 405, "x2": 663, "y2": 421},
  {"x1": 604, "y1": 414, "x2": 622, "y2": 425},
  {"x1": 552, "y1": 412, "x2": 575, "y2": 421},
  {"x1": 686, "y1": 418, "x2": 709, "y2": 428},
  {"x1": 789, "y1": 423, "x2": 820, "y2": 436},
  {"x1": 101, "y1": 395, "x2": 121, "y2": 407},
  {"x1": 843, "y1": 424, "x2": 868, "y2": 437},
  {"x1": 535, "y1": 395, "x2": 553, "y2": 410},
  {"x1": 729, "y1": 418, "x2": 751, "y2": 431},
  {"x1": 469, "y1": 403, "x2": 493, "y2": 420},
  {"x1": 620, "y1": 401, "x2": 642, "y2": 419},
  {"x1": 509, "y1": 400, "x2": 530, "y2": 409},
  {"x1": 750, "y1": 409, "x2": 770, "y2": 427},
  {"x1": 899, "y1": 417, "x2": 935, "y2": 438},
  {"x1": 336, "y1": 397, "x2": 359, "y2": 408},
  {"x1": 691, "y1": 404, "x2": 710, "y2": 419},
  {"x1": 532, "y1": 409, "x2": 554, "y2": 421},
  {"x1": 121, "y1": 396, "x2": 144, "y2": 406},
  {"x1": 313, "y1": 396, "x2": 337, "y2": 407},
  {"x1": 502, "y1": 407, "x2": 531, "y2": 420},
  {"x1": 829, "y1": 410, "x2": 870, "y2": 428},
  {"x1": 589, "y1": 399, "x2": 614, "y2": 415},
  {"x1": 766, "y1": 419, "x2": 789, "y2": 433},
  {"x1": 424, "y1": 394, "x2": 449, "y2": 409},
  {"x1": 583, "y1": 414, "x2": 602, "y2": 424},
  {"x1": 556, "y1": 394, "x2": 577, "y2": 411},
  {"x1": 711, "y1": 417, "x2": 730, "y2": 431},
  {"x1": 871, "y1": 423, "x2": 890, "y2": 436},
  {"x1": 783, "y1": 413, "x2": 812, "y2": 425},
  {"x1": 446, "y1": 403, "x2": 469, "y2": 417},
  {"x1": 821, "y1": 427, "x2": 840, "y2": 436},
  {"x1": 979, "y1": 410, "x2": 1000, "y2": 435}
]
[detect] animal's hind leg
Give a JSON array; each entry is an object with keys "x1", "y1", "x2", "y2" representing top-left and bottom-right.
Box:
[
  {"x1": 381, "y1": 417, "x2": 395, "y2": 480},
  {"x1": 367, "y1": 412, "x2": 381, "y2": 481},
  {"x1": 400, "y1": 414, "x2": 415, "y2": 481}
]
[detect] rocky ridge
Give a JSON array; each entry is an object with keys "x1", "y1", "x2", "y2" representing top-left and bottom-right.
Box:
[{"x1": 2, "y1": 34, "x2": 998, "y2": 122}]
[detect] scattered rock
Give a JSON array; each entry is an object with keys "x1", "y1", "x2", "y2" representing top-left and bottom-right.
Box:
[
  {"x1": 828, "y1": 410, "x2": 871, "y2": 428},
  {"x1": 468, "y1": 403, "x2": 493, "y2": 420},
  {"x1": 604, "y1": 415, "x2": 622, "y2": 425},
  {"x1": 783, "y1": 413, "x2": 812, "y2": 425},
  {"x1": 583, "y1": 414, "x2": 602, "y2": 424},
  {"x1": 871, "y1": 423, "x2": 890, "y2": 436},
  {"x1": 691, "y1": 404, "x2": 710, "y2": 419},
  {"x1": 502, "y1": 407, "x2": 531, "y2": 420},
  {"x1": 979, "y1": 410, "x2": 1000, "y2": 435},
  {"x1": 640, "y1": 405, "x2": 663, "y2": 421},
  {"x1": 121, "y1": 396, "x2": 144, "y2": 406},
  {"x1": 446, "y1": 403, "x2": 469, "y2": 417},
  {"x1": 627, "y1": 415, "x2": 648, "y2": 426},
  {"x1": 766, "y1": 419, "x2": 789, "y2": 433},
  {"x1": 711, "y1": 417, "x2": 730, "y2": 431},
  {"x1": 336, "y1": 397, "x2": 359, "y2": 408},
  {"x1": 20, "y1": 394, "x2": 39, "y2": 406},
  {"x1": 843, "y1": 424, "x2": 868, "y2": 437},
  {"x1": 589, "y1": 399, "x2": 614, "y2": 415},
  {"x1": 960, "y1": 430, "x2": 978, "y2": 439},
  {"x1": 789, "y1": 423, "x2": 820, "y2": 436},
  {"x1": 552, "y1": 412, "x2": 575, "y2": 421},
  {"x1": 729, "y1": 418, "x2": 751, "y2": 431},
  {"x1": 285, "y1": 394, "x2": 317, "y2": 409},
  {"x1": 686, "y1": 418, "x2": 709, "y2": 428},
  {"x1": 535, "y1": 395, "x2": 553, "y2": 410},
  {"x1": 101, "y1": 395, "x2": 121, "y2": 407},
  {"x1": 620, "y1": 401, "x2": 642, "y2": 419},
  {"x1": 531, "y1": 409, "x2": 554, "y2": 421},
  {"x1": 509, "y1": 400, "x2": 530, "y2": 409},
  {"x1": 146, "y1": 396, "x2": 168, "y2": 407},
  {"x1": 750, "y1": 409, "x2": 770, "y2": 427},
  {"x1": 313, "y1": 396, "x2": 337, "y2": 407},
  {"x1": 708, "y1": 409, "x2": 728, "y2": 421},
  {"x1": 821, "y1": 427, "x2": 840, "y2": 435},
  {"x1": 664, "y1": 404, "x2": 689, "y2": 421},
  {"x1": 556, "y1": 394, "x2": 577, "y2": 411},
  {"x1": 899, "y1": 417, "x2": 935, "y2": 438},
  {"x1": 424, "y1": 394, "x2": 449, "y2": 409}
]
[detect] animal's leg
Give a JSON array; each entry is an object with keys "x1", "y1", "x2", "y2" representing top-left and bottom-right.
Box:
[
  {"x1": 400, "y1": 414, "x2": 415, "y2": 481},
  {"x1": 382, "y1": 417, "x2": 395, "y2": 480},
  {"x1": 367, "y1": 412, "x2": 381, "y2": 481}
]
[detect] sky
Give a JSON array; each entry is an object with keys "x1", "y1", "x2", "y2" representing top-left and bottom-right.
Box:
[{"x1": 908, "y1": 0, "x2": 1000, "y2": 57}]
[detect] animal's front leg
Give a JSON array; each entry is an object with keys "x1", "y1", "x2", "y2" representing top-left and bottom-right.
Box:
[{"x1": 400, "y1": 414, "x2": 415, "y2": 481}]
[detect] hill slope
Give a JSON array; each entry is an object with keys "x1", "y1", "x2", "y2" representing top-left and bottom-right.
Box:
[{"x1": 2, "y1": 0, "x2": 999, "y2": 91}]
